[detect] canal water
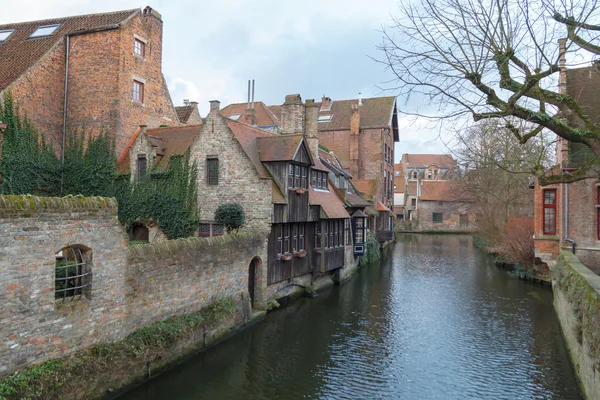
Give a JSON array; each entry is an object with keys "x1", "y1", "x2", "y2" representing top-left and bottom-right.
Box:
[{"x1": 122, "y1": 234, "x2": 581, "y2": 400}]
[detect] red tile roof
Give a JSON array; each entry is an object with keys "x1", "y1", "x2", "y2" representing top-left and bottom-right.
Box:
[
  {"x1": 0, "y1": 8, "x2": 138, "y2": 91},
  {"x1": 147, "y1": 125, "x2": 201, "y2": 161},
  {"x1": 309, "y1": 184, "x2": 350, "y2": 219},
  {"x1": 419, "y1": 181, "x2": 457, "y2": 201},
  {"x1": 221, "y1": 102, "x2": 279, "y2": 127},
  {"x1": 175, "y1": 105, "x2": 195, "y2": 123},
  {"x1": 353, "y1": 179, "x2": 378, "y2": 201},
  {"x1": 376, "y1": 201, "x2": 392, "y2": 212},
  {"x1": 226, "y1": 120, "x2": 273, "y2": 179},
  {"x1": 117, "y1": 125, "x2": 142, "y2": 172},
  {"x1": 402, "y1": 154, "x2": 457, "y2": 169},
  {"x1": 256, "y1": 134, "x2": 305, "y2": 162}
]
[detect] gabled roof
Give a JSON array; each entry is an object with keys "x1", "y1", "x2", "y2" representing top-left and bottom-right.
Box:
[
  {"x1": 420, "y1": 181, "x2": 456, "y2": 201},
  {"x1": 175, "y1": 105, "x2": 196, "y2": 124},
  {"x1": 0, "y1": 8, "x2": 138, "y2": 91},
  {"x1": 221, "y1": 102, "x2": 279, "y2": 127},
  {"x1": 402, "y1": 154, "x2": 457, "y2": 169},
  {"x1": 268, "y1": 96, "x2": 397, "y2": 134},
  {"x1": 147, "y1": 125, "x2": 201, "y2": 163},
  {"x1": 309, "y1": 184, "x2": 350, "y2": 219},
  {"x1": 256, "y1": 134, "x2": 311, "y2": 163},
  {"x1": 226, "y1": 120, "x2": 273, "y2": 179}
]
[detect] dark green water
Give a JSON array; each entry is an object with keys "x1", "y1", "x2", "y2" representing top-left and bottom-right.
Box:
[{"x1": 122, "y1": 234, "x2": 582, "y2": 400}]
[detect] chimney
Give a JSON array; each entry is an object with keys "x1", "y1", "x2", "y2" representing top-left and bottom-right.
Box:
[
  {"x1": 281, "y1": 94, "x2": 304, "y2": 135},
  {"x1": 251, "y1": 79, "x2": 255, "y2": 110},
  {"x1": 247, "y1": 80, "x2": 251, "y2": 110},
  {"x1": 349, "y1": 103, "x2": 360, "y2": 177},
  {"x1": 358, "y1": 92, "x2": 363, "y2": 106},
  {"x1": 305, "y1": 99, "x2": 319, "y2": 157},
  {"x1": 244, "y1": 109, "x2": 257, "y2": 126},
  {"x1": 558, "y1": 38, "x2": 567, "y2": 95},
  {"x1": 320, "y1": 96, "x2": 332, "y2": 111},
  {"x1": 139, "y1": 124, "x2": 148, "y2": 135},
  {"x1": 209, "y1": 100, "x2": 220, "y2": 114}
]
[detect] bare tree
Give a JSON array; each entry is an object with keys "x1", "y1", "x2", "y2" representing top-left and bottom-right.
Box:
[{"x1": 378, "y1": 0, "x2": 600, "y2": 184}]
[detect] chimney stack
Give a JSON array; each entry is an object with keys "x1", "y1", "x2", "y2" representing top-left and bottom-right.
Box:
[
  {"x1": 209, "y1": 100, "x2": 220, "y2": 113},
  {"x1": 320, "y1": 96, "x2": 332, "y2": 111},
  {"x1": 247, "y1": 80, "x2": 251, "y2": 109},
  {"x1": 251, "y1": 79, "x2": 255, "y2": 110},
  {"x1": 305, "y1": 99, "x2": 319, "y2": 157},
  {"x1": 281, "y1": 94, "x2": 304, "y2": 135}
]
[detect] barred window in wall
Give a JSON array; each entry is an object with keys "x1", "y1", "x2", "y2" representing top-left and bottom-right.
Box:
[
  {"x1": 55, "y1": 246, "x2": 91, "y2": 301},
  {"x1": 137, "y1": 155, "x2": 147, "y2": 179},
  {"x1": 207, "y1": 157, "x2": 219, "y2": 185},
  {"x1": 198, "y1": 223, "x2": 223, "y2": 237}
]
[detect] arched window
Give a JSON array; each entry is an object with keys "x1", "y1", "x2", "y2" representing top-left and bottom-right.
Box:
[{"x1": 55, "y1": 246, "x2": 92, "y2": 301}]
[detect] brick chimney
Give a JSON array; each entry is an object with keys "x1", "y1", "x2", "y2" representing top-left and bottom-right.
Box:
[
  {"x1": 349, "y1": 103, "x2": 360, "y2": 176},
  {"x1": 305, "y1": 99, "x2": 319, "y2": 158},
  {"x1": 244, "y1": 109, "x2": 257, "y2": 126},
  {"x1": 320, "y1": 96, "x2": 332, "y2": 111},
  {"x1": 281, "y1": 94, "x2": 304, "y2": 135},
  {"x1": 209, "y1": 100, "x2": 220, "y2": 114}
]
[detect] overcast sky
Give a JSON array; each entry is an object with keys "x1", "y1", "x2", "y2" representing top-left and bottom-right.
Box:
[{"x1": 1, "y1": 0, "x2": 451, "y2": 159}]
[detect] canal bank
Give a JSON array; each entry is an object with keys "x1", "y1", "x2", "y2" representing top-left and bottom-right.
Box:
[{"x1": 121, "y1": 234, "x2": 581, "y2": 400}]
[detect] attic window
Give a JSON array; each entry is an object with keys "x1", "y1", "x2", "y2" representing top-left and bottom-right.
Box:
[
  {"x1": 230, "y1": 114, "x2": 241, "y2": 121},
  {"x1": 0, "y1": 29, "x2": 15, "y2": 42},
  {"x1": 318, "y1": 115, "x2": 333, "y2": 122},
  {"x1": 29, "y1": 24, "x2": 60, "y2": 38}
]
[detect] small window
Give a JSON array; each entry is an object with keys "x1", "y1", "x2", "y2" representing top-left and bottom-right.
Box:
[
  {"x1": 315, "y1": 222, "x2": 322, "y2": 249},
  {"x1": 318, "y1": 115, "x2": 333, "y2": 122},
  {"x1": 134, "y1": 38, "x2": 146, "y2": 57},
  {"x1": 213, "y1": 224, "x2": 224, "y2": 236},
  {"x1": 339, "y1": 175, "x2": 345, "y2": 189},
  {"x1": 411, "y1": 198, "x2": 416, "y2": 207},
  {"x1": 283, "y1": 224, "x2": 290, "y2": 253},
  {"x1": 288, "y1": 164, "x2": 295, "y2": 188},
  {"x1": 30, "y1": 24, "x2": 60, "y2": 38},
  {"x1": 0, "y1": 29, "x2": 15, "y2": 42},
  {"x1": 301, "y1": 166, "x2": 308, "y2": 189},
  {"x1": 277, "y1": 225, "x2": 283, "y2": 255},
  {"x1": 543, "y1": 189, "x2": 556, "y2": 235},
  {"x1": 355, "y1": 218, "x2": 364, "y2": 244},
  {"x1": 299, "y1": 223, "x2": 305, "y2": 251},
  {"x1": 433, "y1": 213, "x2": 443, "y2": 223},
  {"x1": 428, "y1": 170, "x2": 432, "y2": 179},
  {"x1": 137, "y1": 155, "x2": 147, "y2": 179},
  {"x1": 230, "y1": 114, "x2": 241, "y2": 121},
  {"x1": 292, "y1": 224, "x2": 298, "y2": 252},
  {"x1": 55, "y1": 246, "x2": 91, "y2": 301},
  {"x1": 207, "y1": 157, "x2": 219, "y2": 185},
  {"x1": 199, "y1": 223, "x2": 211, "y2": 237},
  {"x1": 133, "y1": 80, "x2": 144, "y2": 103},
  {"x1": 345, "y1": 219, "x2": 350, "y2": 245},
  {"x1": 412, "y1": 171, "x2": 418, "y2": 179},
  {"x1": 295, "y1": 165, "x2": 301, "y2": 188}
]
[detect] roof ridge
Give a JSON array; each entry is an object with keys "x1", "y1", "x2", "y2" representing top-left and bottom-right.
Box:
[
  {"x1": 0, "y1": 8, "x2": 138, "y2": 28},
  {"x1": 148, "y1": 124, "x2": 202, "y2": 132}
]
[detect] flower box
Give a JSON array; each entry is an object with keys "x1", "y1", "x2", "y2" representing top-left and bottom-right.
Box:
[
  {"x1": 296, "y1": 250, "x2": 307, "y2": 258},
  {"x1": 295, "y1": 188, "x2": 306, "y2": 195},
  {"x1": 281, "y1": 252, "x2": 293, "y2": 261}
]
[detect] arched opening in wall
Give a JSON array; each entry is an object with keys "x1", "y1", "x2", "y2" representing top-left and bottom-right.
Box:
[
  {"x1": 55, "y1": 245, "x2": 92, "y2": 302},
  {"x1": 248, "y1": 256, "x2": 262, "y2": 308},
  {"x1": 129, "y1": 223, "x2": 149, "y2": 243}
]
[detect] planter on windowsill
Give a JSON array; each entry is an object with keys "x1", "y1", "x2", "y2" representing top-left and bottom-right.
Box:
[
  {"x1": 295, "y1": 188, "x2": 306, "y2": 195},
  {"x1": 281, "y1": 253, "x2": 293, "y2": 261},
  {"x1": 296, "y1": 250, "x2": 307, "y2": 258}
]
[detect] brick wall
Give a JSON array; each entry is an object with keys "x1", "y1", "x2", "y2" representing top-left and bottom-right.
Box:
[
  {"x1": 416, "y1": 200, "x2": 475, "y2": 232},
  {"x1": 0, "y1": 195, "x2": 267, "y2": 377},
  {"x1": 190, "y1": 102, "x2": 273, "y2": 233}
]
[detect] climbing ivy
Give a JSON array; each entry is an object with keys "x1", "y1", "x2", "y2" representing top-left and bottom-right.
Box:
[{"x1": 0, "y1": 92, "x2": 199, "y2": 240}]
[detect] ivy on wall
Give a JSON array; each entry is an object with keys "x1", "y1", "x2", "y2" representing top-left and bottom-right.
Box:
[{"x1": 0, "y1": 92, "x2": 199, "y2": 240}]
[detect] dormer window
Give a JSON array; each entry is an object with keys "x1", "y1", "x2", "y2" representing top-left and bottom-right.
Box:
[
  {"x1": 312, "y1": 171, "x2": 328, "y2": 190},
  {"x1": 288, "y1": 163, "x2": 308, "y2": 189},
  {"x1": 412, "y1": 170, "x2": 418, "y2": 180},
  {"x1": 230, "y1": 114, "x2": 241, "y2": 121},
  {"x1": 0, "y1": 29, "x2": 15, "y2": 43},
  {"x1": 29, "y1": 24, "x2": 60, "y2": 39},
  {"x1": 434, "y1": 170, "x2": 438, "y2": 179},
  {"x1": 427, "y1": 170, "x2": 432, "y2": 179},
  {"x1": 318, "y1": 115, "x2": 333, "y2": 122}
]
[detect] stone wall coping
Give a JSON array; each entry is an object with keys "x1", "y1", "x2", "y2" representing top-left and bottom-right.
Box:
[
  {"x1": 560, "y1": 251, "x2": 600, "y2": 294},
  {"x1": 127, "y1": 230, "x2": 265, "y2": 259},
  {"x1": 0, "y1": 194, "x2": 118, "y2": 213}
]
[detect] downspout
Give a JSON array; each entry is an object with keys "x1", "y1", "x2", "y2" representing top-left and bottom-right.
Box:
[
  {"x1": 564, "y1": 180, "x2": 576, "y2": 254},
  {"x1": 61, "y1": 34, "x2": 70, "y2": 195}
]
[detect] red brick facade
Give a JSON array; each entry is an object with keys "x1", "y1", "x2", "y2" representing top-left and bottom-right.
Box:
[{"x1": 0, "y1": 7, "x2": 179, "y2": 156}]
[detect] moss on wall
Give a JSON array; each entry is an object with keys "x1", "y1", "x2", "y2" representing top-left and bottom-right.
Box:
[{"x1": 0, "y1": 194, "x2": 118, "y2": 213}]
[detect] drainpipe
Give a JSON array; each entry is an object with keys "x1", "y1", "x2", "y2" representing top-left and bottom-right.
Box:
[{"x1": 564, "y1": 180, "x2": 576, "y2": 254}]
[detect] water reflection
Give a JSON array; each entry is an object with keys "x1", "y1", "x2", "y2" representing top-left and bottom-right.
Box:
[{"x1": 122, "y1": 234, "x2": 581, "y2": 400}]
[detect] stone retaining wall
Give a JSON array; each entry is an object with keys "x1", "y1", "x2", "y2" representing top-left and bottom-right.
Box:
[
  {"x1": 552, "y1": 251, "x2": 600, "y2": 399},
  {"x1": 0, "y1": 195, "x2": 267, "y2": 378}
]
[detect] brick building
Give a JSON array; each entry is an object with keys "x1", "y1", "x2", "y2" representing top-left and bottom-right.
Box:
[
  {"x1": 533, "y1": 49, "x2": 600, "y2": 267},
  {"x1": 124, "y1": 94, "x2": 370, "y2": 300},
  {"x1": 394, "y1": 154, "x2": 473, "y2": 231},
  {"x1": 0, "y1": 6, "x2": 179, "y2": 157},
  {"x1": 222, "y1": 95, "x2": 398, "y2": 243}
]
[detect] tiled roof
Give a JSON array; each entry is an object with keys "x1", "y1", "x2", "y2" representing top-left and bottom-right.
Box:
[
  {"x1": 272, "y1": 181, "x2": 286, "y2": 204},
  {"x1": 117, "y1": 125, "x2": 142, "y2": 172},
  {"x1": 226, "y1": 120, "x2": 273, "y2": 179},
  {"x1": 406, "y1": 181, "x2": 418, "y2": 195},
  {"x1": 318, "y1": 149, "x2": 351, "y2": 177},
  {"x1": 402, "y1": 154, "x2": 457, "y2": 169},
  {"x1": 221, "y1": 102, "x2": 279, "y2": 127},
  {"x1": 175, "y1": 106, "x2": 193, "y2": 123},
  {"x1": 0, "y1": 8, "x2": 138, "y2": 91},
  {"x1": 353, "y1": 179, "x2": 377, "y2": 201},
  {"x1": 345, "y1": 191, "x2": 371, "y2": 208},
  {"x1": 256, "y1": 134, "x2": 304, "y2": 162},
  {"x1": 376, "y1": 201, "x2": 392, "y2": 212},
  {"x1": 309, "y1": 184, "x2": 350, "y2": 219},
  {"x1": 419, "y1": 181, "x2": 456, "y2": 201},
  {"x1": 147, "y1": 125, "x2": 201, "y2": 162},
  {"x1": 268, "y1": 97, "x2": 396, "y2": 132}
]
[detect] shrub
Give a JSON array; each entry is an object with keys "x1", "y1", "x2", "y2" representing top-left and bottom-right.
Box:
[
  {"x1": 215, "y1": 203, "x2": 245, "y2": 233},
  {"x1": 489, "y1": 217, "x2": 534, "y2": 267}
]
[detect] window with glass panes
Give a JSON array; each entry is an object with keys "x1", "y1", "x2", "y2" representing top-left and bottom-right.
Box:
[
  {"x1": 133, "y1": 80, "x2": 144, "y2": 102},
  {"x1": 134, "y1": 38, "x2": 145, "y2": 57},
  {"x1": 315, "y1": 222, "x2": 322, "y2": 249},
  {"x1": 313, "y1": 171, "x2": 328, "y2": 190},
  {"x1": 288, "y1": 164, "x2": 308, "y2": 189},
  {"x1": 207, "y1": 157, "x2": 219, "y2": 185},
  {"x1": 543, "y1": 189, "x2": 557, "y2": 235}
]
